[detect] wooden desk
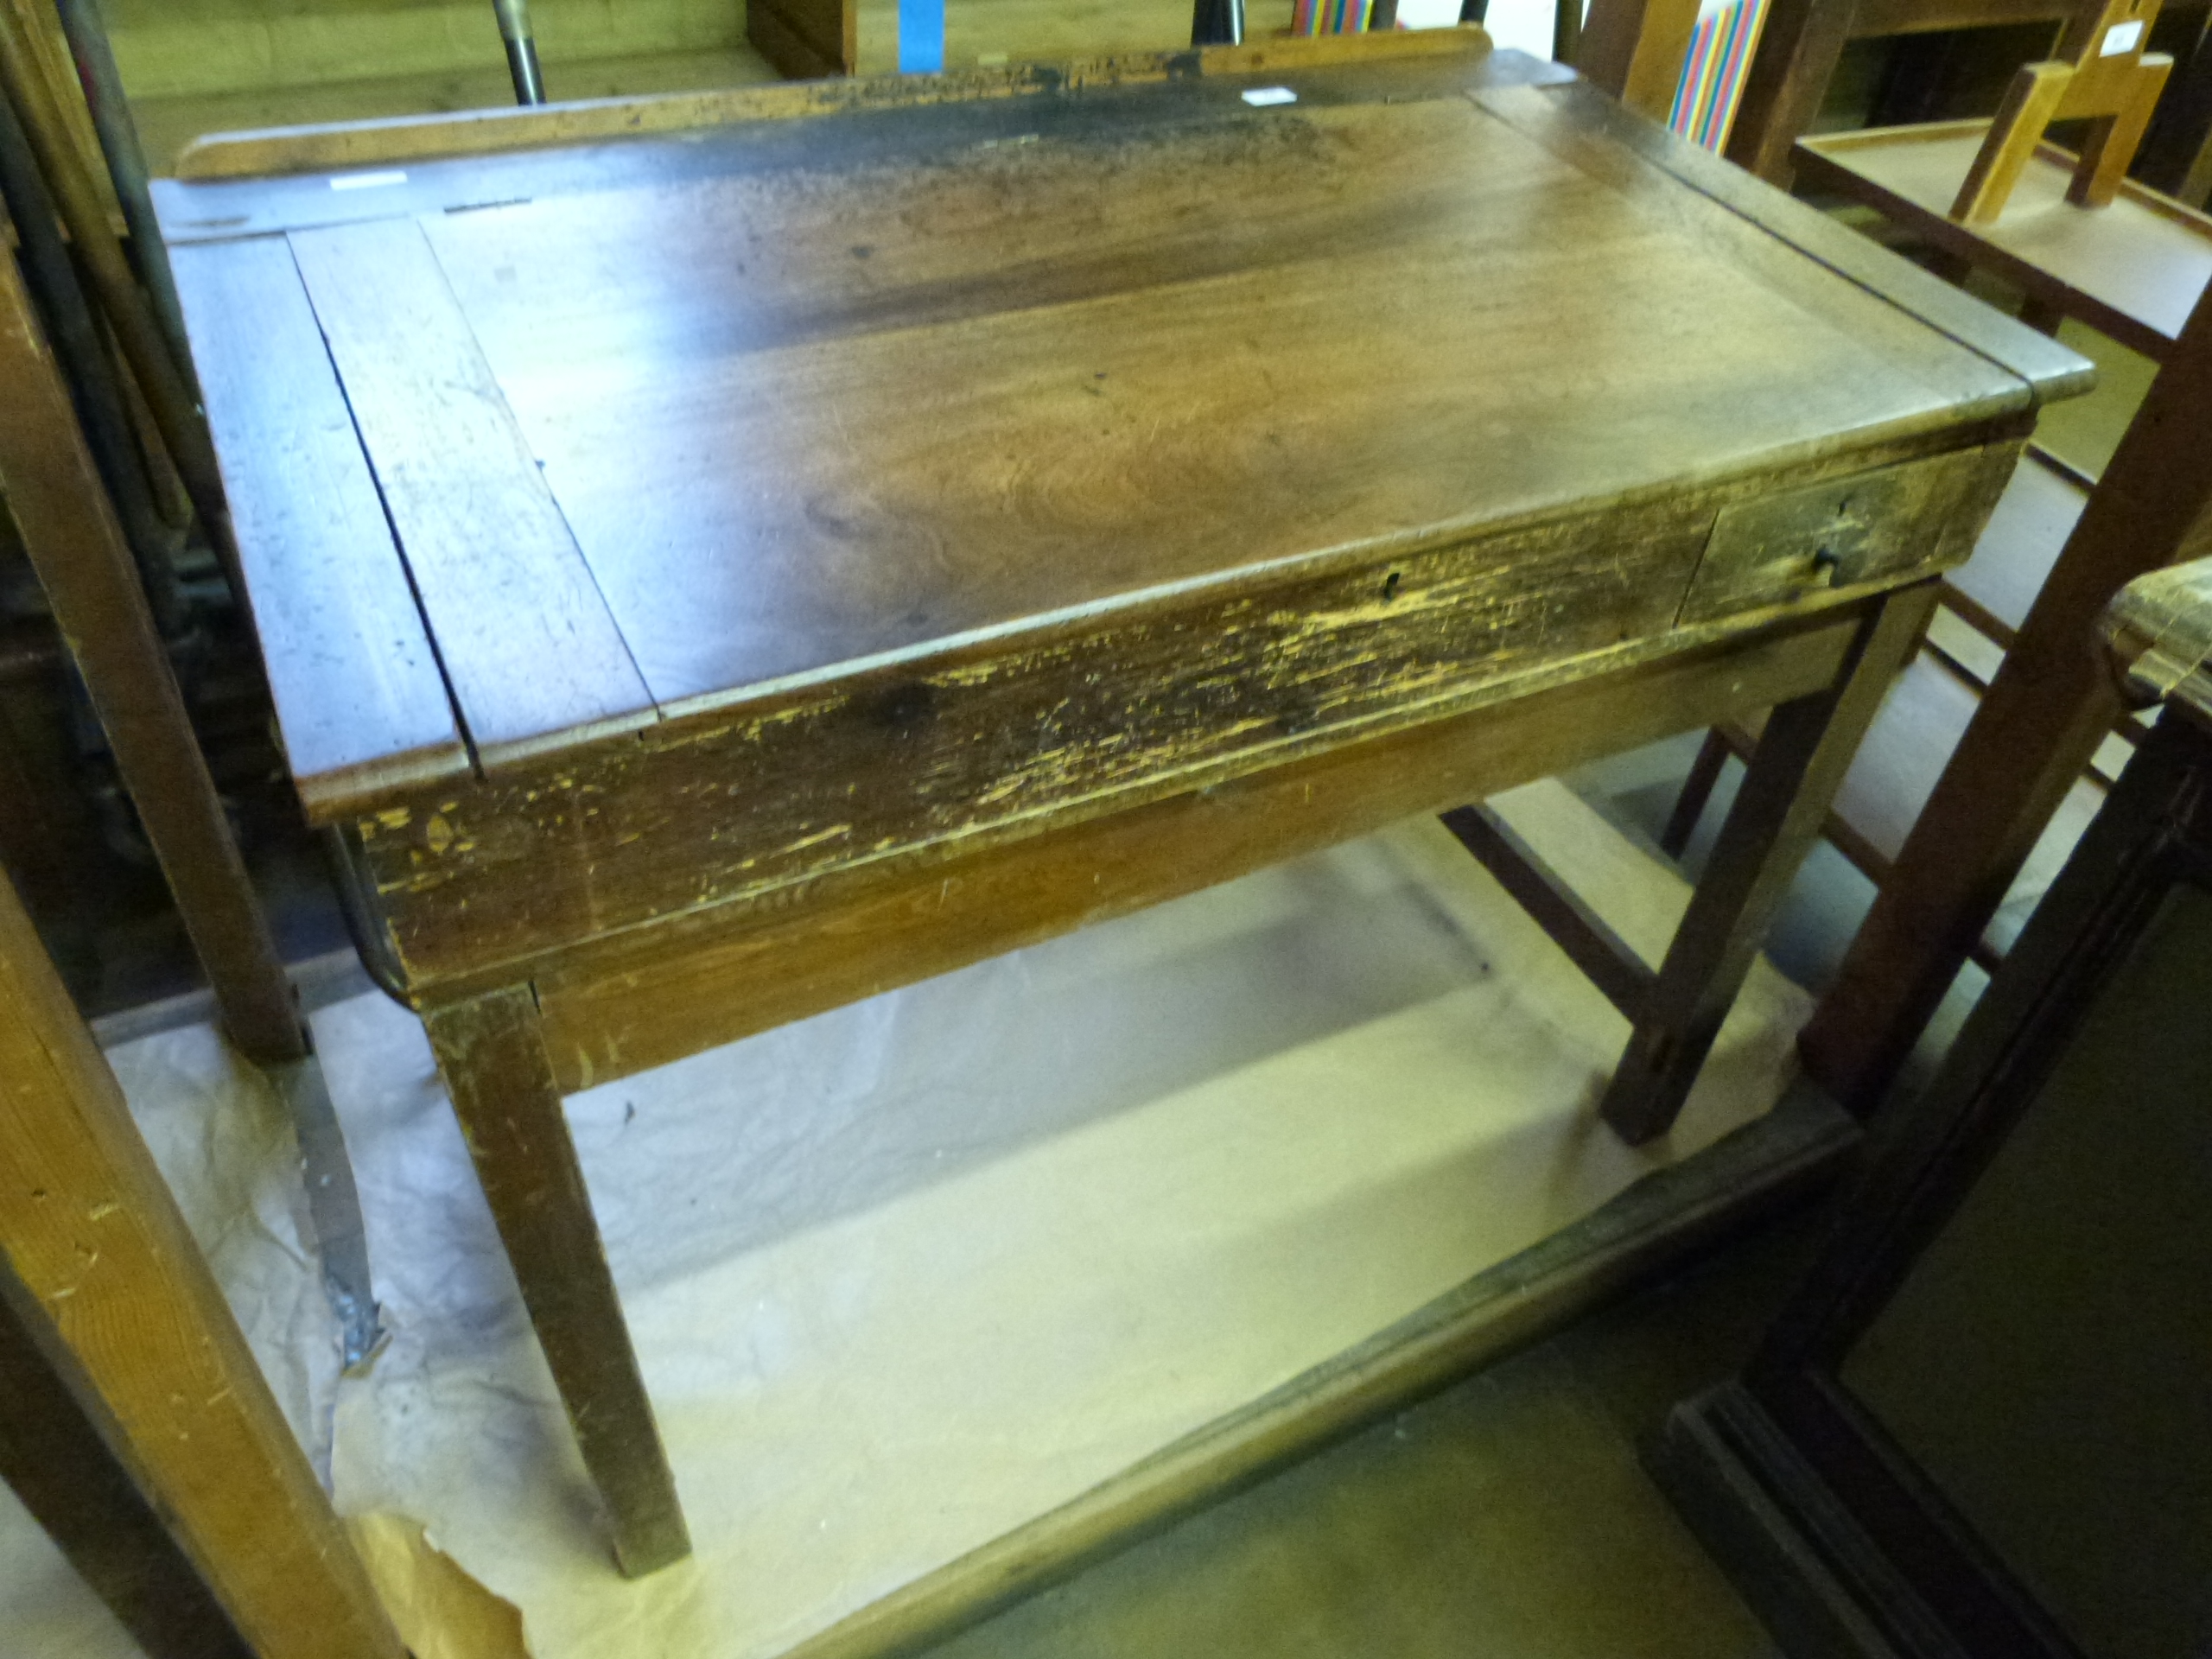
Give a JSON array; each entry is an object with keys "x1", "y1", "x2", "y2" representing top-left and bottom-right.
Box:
[{"x1": 156, "y1": 33, "x2": 2085, "y2": 1575}]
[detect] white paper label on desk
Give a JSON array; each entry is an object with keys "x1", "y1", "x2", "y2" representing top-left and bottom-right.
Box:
[
  {"x1": 1243, "y1": 86, "x2": 1298, "y2": 105},
  {"x1": 2101, "y1": 19, "x2": 2145, "y2": 54},
  {"x1": 330, "y1": 169, "x2": 409, "y2": 190}
]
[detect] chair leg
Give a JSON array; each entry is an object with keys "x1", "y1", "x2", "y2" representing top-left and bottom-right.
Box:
[
  {"x1": 0, "y1": 1262, "x2": 251, "y2": 1659},
  {"x1": 1599, "y1": 586, "x2": 1936, "y2": 1145},
  {"x1": 423, "y1": 986, "x2": 691, "y2": 1577},
  {"x1": 1658, "y1": 727, "x2": 1733, "y2": 859}
]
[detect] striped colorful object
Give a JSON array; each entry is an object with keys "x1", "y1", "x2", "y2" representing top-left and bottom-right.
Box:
[
  {"x1": 1667, "y1": 0, "x2": 1771, "y2": 152},
  {"x1": 1292, "y1": 0, "x2": 1376, "y2": 35}
]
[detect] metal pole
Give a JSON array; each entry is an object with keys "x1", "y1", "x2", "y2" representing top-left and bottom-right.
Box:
[
  {"x1": 493, "y1": 0, "x2": 546, "y2": 103},
  {"x1": 1191, "y1": 0, "x2": 1245, "y2": 45},
  {"x1": 50, "y1": 0, "x2": 195, "y2": 386}
]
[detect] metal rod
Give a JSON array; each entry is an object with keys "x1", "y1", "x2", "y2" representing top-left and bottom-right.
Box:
[
  {"x1": 49, "y1": 0, "x2": 195, "y2": 386},
  {"x1": 0, "y1": 5, "x2": 225, "y2": 533},
  {"x1": 493, "y1": 0, "x2": 546, "y2": 104},
  {"x1": 0, "y1": 84, "x2": 185, "y2": 639},
  {"x1": 1190, "y1": 0, "x2": 1245, "y2": 46}
]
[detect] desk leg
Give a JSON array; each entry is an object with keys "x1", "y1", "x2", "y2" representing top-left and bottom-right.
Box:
[
  {"x1": 423, "y1": 986, "x2": 691, "y2": 1577},
  {"x1": 1599, "y1": 586, "x2": 1936, "y2": 1145}
]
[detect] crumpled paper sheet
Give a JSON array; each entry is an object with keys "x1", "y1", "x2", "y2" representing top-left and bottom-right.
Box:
[{"x1": 1, "y1": 781, "x2": 1808, "y2": 1659}]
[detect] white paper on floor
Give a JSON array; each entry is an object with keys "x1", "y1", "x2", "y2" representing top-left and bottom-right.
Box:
[{"x1": 1, "y1": 781, "x2": 1809, "y2": 1659}]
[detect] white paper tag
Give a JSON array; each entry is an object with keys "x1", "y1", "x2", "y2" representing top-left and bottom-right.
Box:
[
  {"x1": 330, "y1": 169, "x2": 409, "y2": 191},
  {"x1": 1242, "y1": 86, "x2": 1298, "y2": 106},
  {"x1": 2101, "y1": 19, "x2": 2145, "y2": 55}
]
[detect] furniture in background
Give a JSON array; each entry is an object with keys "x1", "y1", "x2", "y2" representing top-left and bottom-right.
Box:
[
  {"x1": 0, "y1": 837, "x2": 404, "y2": 1659},
  {"x1": 0, "y1": 48, "x2": 388, "y2": 1362},
  {"x1": 1793, "y1": 41, "x2": 2212, "y2": 356},
  {"x1": 155, "y1": 29, "x2": 2081, "y2": 1572},
  {"x1": 1946, "y1": 0, "x2": 2171, "y2": 222},
  {"x1": 1654, "y1": 554, "x2": 2212, "y2": 1659},
  {"x1": 1726, "y1": 0, "x2": 2212, "y2": 196},
  {"x1": 1665, "y1": 0, "x2": 2212, "y2": 1065},
  {"x1": 1797, "y1": 143, "x2": 2212, "y2": 1109}
]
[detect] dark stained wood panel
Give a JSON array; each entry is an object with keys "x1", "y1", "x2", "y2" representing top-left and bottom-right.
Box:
[
  {"x1": 529, "y1": 612, "x2": 1865, "y2": 1091},
  {"x1": 416, "y1": 89, "x2": 2035, "y2": 709},
  {"x1": 169, "y1": 235, "x2": 467, "y2": 812},
  {"x1": 286, "y1": 218, "x2": 656, "y2": 764}
]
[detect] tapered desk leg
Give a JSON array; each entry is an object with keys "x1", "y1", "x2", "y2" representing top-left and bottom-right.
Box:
[
  {"x1": 423, "y1": 986, "x2": 691, "y2": 1577},
  {"x1": 1599, "y1": 586, "x2": 1936, "y2": 1145}
]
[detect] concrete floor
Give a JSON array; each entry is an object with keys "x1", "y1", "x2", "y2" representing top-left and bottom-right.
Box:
[{"x1": 918, "y1": 1202, "x2": 1820, "y2": 1658}]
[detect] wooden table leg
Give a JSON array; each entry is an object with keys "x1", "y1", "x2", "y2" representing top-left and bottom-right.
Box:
[
  {"x1": 1599, "y1": 585, "x2": 1937, "y2": 1144},
  {"x1": 422, "y1": 986, "x2": 691, "y2": 1577}
]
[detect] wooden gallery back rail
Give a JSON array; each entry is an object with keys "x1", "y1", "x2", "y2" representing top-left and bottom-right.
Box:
[{"x1": 151, "y1": 31, "x2": 2088, "y2": 1574}]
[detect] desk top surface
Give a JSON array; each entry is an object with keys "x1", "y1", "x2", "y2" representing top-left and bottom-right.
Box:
[{"x1": 161, "y1": 37, "x2": 2083, "y2": 819}]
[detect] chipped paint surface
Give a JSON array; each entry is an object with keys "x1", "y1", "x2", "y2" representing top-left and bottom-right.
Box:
[
  {"x1": 360, "y1": 500, "x2": 1725, "y2": 983},
  {"x1": 348, "y1": 444, "x2": 2007, "y2": 991}
]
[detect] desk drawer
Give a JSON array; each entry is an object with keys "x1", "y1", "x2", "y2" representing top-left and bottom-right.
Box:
[{"x1": 1681, "y1": 444, "x2": 2016, "y2": 625}]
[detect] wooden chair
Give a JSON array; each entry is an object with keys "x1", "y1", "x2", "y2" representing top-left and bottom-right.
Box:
[
  {"x1": 1660, "y1": 0, "x2": 2212, "y2": 1028},
  {"x1": 1802, "y1": 268, "x2": 2212, "y2": 1108},
  {"x1": 0, "y1": 850, "x2": 404, "y2": 1659},
  {"x1": 1949, "y1": 0, "x2": 2173, "y2": 221},
  {"x1": 1726, "y1": 0, "x2": 2212, "y2": 190}
]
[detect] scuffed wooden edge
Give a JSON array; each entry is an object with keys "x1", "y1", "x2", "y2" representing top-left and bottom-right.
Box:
[
  {"x1": 2103, "y1": 556, "x2": 2212, "y2": 714},
  {"x1": 785, "y1": 1085, "x2": 1857, "y2": 1659},
  {"x1": 171, "y1": 28, "x2": 1495, "y2": 179}
]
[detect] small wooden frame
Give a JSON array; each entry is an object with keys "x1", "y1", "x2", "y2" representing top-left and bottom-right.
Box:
[
  {"x1": 1950, "y1": 0, "x2": 2175, "y2": 223},
  {"x1": 157, "y1": 42, "x2": 2083, "y2": 1573}
]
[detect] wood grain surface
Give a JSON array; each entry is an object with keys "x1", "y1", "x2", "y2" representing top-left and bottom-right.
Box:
[
  {"x1": 287, "y1": 219, "x2": 655, "y2": 763},
  {"x1": 410, "y1": 86, "x2": 2028, "y2": 711},
  {"x1": 169, "y1": 55, "x2": 2084, "y2": 1022},
  {"x1": 169, "y1": 235, "x2": 469, "y2": 811},
  {"x1": 184, "y1": 66, "x2": 2071, "y2": 827}
]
